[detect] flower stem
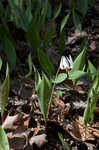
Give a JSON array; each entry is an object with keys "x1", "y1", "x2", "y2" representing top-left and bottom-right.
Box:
[{"x1": 47, "y1": 67, "x2": 60, "y2": 119}]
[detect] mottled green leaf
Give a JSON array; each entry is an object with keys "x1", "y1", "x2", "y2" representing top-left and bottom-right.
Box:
[{"x1": 54, "y1": 73, "x2": 67, "y2": 84}]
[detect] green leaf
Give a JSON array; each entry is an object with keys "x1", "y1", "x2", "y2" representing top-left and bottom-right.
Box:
[
  {"x1": 0, "y1": 57, "x2": 2, "y2": 71},
  {"x1": 26, "y1": 17, "x2": 40, "y2": 51},
  {"x1": 56, "y1": 90, "x2": 65, "y2": 96},
  {"x1": 90, "y1": 98, "x2": 96, "y2": 121},
  {"x1": 54, "y1": 3, "x2": 62, "y2": 19},
  {"x1": 58, "y1": 132, "x2": 71, "y2": 150},
  {"x1": 60, "y1": 13, "x2": 70, "y2": 32},
  {"x1": 46, "y1": 1, "x2": 52, "y2": 19},
  {"x1": 54, "y1": 73, "x2": 67, "y2": 84},
  {"x1": 8, "y1": 0, "x2": 29, "y2": 31},
  {"x1": 0, "y1": 126, "x2": 10, "y2": 150},
  {"x1": 33, "y1": 65, "x2": 41, "y2": 91},
  {"x1": 25, "y1": 0, "x2": 32, "y2": 24},
  {"x1": 25, "y1": 53, "x2": 33, "y2": 78},
  {"x1": 39, "y1": 0, "x2": 48, "y2": 30},
  {"x1": 69, "y1": 71, "x2": 90, "y2": 80},
  {"x1": 37, "y1": 73, "x2": 52, "y2": 121},
  {"x1": 88, "y1": 60, "x2": 96, "y2": 80},
  {"x1": 42, "y1": 25, "x2": 56, "y2": 48},
  {"x1": 0, "y1": 64, "x2": 10, "y2": 116},
  {"x1": 0, "y1": 25, "x2": 16, "y2": 70},
  {"x1": 83, "y1": 99, "x2": 90, "y2": 131},
  {"x1": 72, "y1": 47, "x2": 86, "y2": 72},
  {"x1": 77, "y1": 0, "x2": 88, "y2": 16},
  {"x1": 37, "y1": 48, "x2": 55, "y2": 76},
  {"x1": 73, "y1": 9, "x2": 82, "y2": 31},
  {"x1": 3, "y1": 38, "x2": 16, "y2": 70}
]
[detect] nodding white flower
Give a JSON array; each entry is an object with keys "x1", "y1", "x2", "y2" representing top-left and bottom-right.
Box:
[{"x1": 59, "y1": 55, "x2": 73, "y2": 72}]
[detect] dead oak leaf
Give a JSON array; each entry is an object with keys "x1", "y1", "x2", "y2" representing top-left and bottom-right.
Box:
[
  {"x1": 29, "y1": 134, "x2": 48, "y2": 148},
  {"x1": 2, "y1": 114, "x2": 19, "y2": 129}
]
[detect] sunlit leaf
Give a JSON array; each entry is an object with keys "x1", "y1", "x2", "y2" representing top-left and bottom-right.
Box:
[
  {"x1": 88, "y1": 60, "x2": 96, "y2": 80},
  {"x1": 56, "y1": 90, "x2": 65, "y2": 96},
  {"x1": 72, "y1": 47, "x2": 86, "y2": 72},
  {"x1": 0, "y1": 64, "x2": 10, "y2": 115},
  {"x1": 83, "y1": 99, "x2": 90, "y2": 131},
  {"x1": 0, "y1": 126, "x2": 10, "y2": 150},
  {"x1": 60, "y1": 13, "x2": 70, "y2": 32},
  {"x1": 54, "y1": 73, "x2": 67, "y2": 84},
  {"x1": 69, "y1": 71, "x2": 90, "y2": 80},
  {"x1": 0, "y1": 57, "x2": 2, "y2": 71},
  {"x1": 25, "y1": 53, "x2": 33, "y2": 78},
  {"x1": 33, "y1": 65, "x2": 41, "y2": 91},
  {"x1": 37, "y1": 73, "x2": 52, "y2": 121}
]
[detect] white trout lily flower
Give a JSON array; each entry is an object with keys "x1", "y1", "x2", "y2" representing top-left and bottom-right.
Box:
[{"x1": 59, "y1": 55, "x2": 73, "y2": 72}]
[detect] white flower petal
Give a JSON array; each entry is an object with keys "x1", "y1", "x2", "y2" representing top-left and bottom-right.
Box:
[
  {"x1": 59, "y1": 55, "x2": 73, "y2": 70},
  {"x1": 60, "y1": 56, "x2": 69, "y2": 69},
  {"x1": 68, "y1": 55, "x2": 73, "y2": 68}
]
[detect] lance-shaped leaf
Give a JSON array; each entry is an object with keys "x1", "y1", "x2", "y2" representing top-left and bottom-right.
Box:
[
  {"x1": 69, "y1": 71, "x2": 91, "y2": 80},
  {"x1": 83, "y1": 98, "x2": 90, "y2": 132},
  {"x1": 37, "y1": 48, "x2": 55, "y2": 76},
  {"x1": 0, "y1": 64, "x2": 10, "y2": 115},
  {"x1": 37, "y1": 73, "x2": 52, "y2": 121},
  {"x1": 72, "y1": 47, "x2": 86, "y2": 72},
  {"x1": 73, "y1": 9, "x2": 82, "y2": 31},
  {"x1": 87, "y1": 60, "x2": 96, "y2": 80},
  {"x1": 60, "y1": 13, "x2": 70, "y2": 32},
  {"x1": 25, "y1": 53, "x2": 33, "y2": 79},
  {"x1": 0, "y1": 57, "x2": 2, "y2": 71},
  {"x1": 33, "y1": 65, "x2": 41, "y2": 91},
  {"x1": 54, "y1": 3, "x2": 62, "y2": 19},
  {"x1": 58, "y1": 132, "x2": 71, "y2": 150},
  {"x1": 77, "y1": 0, "x2": 88, "y2": 17},
  {"x1": 0, "y1": 126, "x2": 10, "y2": 150}
]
